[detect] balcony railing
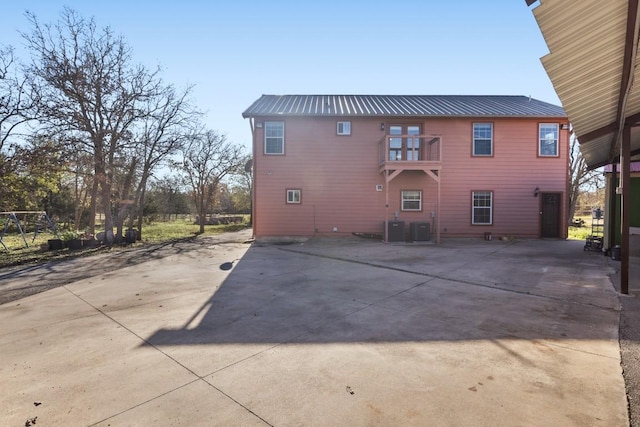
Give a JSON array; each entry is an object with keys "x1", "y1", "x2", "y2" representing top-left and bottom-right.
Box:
[{"x1": 378, "y1": 135, "x2": 441, "y2": 171}]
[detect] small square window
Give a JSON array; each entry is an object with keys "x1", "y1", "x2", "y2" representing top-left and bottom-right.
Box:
[
  {"x1": 337, "y1": 121, "x2": 351, "y2": 135},
  {"x1": 401, "y1": 190, "x2": 422, "y2": 211},
  {"x1": 539, "y1": 123, "x2": 558, "y2": 157},
  {"x1": 473, "y1": 123, "x2": 493, "y2": 156},
  {"x1": 286, "y1": 189, "x2": 301, "y2": 204}
]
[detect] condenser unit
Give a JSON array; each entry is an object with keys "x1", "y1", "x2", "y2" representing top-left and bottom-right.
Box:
[
  {"x1": 410, "y1": 222, "x2": 431, "y2": 241},
  {"x1": 386, "y1": 220, "x2": 405, "y2": 242}
]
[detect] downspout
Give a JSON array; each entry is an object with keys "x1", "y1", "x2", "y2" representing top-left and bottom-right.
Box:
[{"x1": 248, "y1": 117, "x2": 257, "y2": 239}]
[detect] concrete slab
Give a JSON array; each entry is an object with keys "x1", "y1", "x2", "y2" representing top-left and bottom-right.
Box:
[
  {"x1": 207, "y1": 339, "x2": 625, "y2": 426},
  {"x1": 92, "y1": 380, "x2": 268, "y2": 426},
  {"x1": 0, "y1": 298, "x2": 197, "y2": 426},
  {"x1": 0, "y1": 234, "x2": 629, "y2": 426}
]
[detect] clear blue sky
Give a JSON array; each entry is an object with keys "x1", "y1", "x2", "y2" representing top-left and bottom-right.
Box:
[{"x1": 1, "y1": 0, "x2": 553, "y2": 151}]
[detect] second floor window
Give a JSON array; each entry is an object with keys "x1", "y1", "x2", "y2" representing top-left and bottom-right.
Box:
[
  {"x1": 337, "y1": 121, "x2": 351, "y2": 135},
  {"x1": 473, "y1": 123, "x2": 493, "y2": 156},
  {"x1": 539, "y1": 123, "x2": 558, "y2": 157},
  {"x1": 265, "y1": 121, "x2": 284, "y2": 154}
]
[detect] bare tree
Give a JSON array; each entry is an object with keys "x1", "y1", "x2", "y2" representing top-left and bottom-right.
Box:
[
  {"x1": 0, "y1": 45, "x2": 35, "y2": 152},
  {"x1": 128, "y1": 83, "x2": 197, "y2": 239},
  {"x1": 182, "y1": 130, "x2": 245, "y2": 234},
  {"x1": 23, "y1": 8, "x2": 160, "y2": 244},
  {"x1": 568, "y1": 132, "x2": 604, "y2": 221},
  {"x1": 228, "y1": 155, "x2": 252, "y2": 215}
]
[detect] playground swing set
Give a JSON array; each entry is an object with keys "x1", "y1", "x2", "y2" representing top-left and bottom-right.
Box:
[{"x1": 0, "y1": 211, "x2": 58, "y2": 251}]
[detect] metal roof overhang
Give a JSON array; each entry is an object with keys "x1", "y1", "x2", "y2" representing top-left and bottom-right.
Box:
[{"x1": 532, "y1": 0, "x2": 640, "y2": 169}]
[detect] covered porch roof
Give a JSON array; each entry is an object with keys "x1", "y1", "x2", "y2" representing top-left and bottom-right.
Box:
[{"x1": 530, "y1": 0, "x2": 640, "y2": 168}]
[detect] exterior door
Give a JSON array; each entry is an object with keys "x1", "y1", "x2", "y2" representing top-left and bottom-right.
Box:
[
  {"x1": 389, "y1": 125, "x2": 421, "y2": 160},
  {"x1": 540, "y1": 193, "x2": 561, "y2": 238}
]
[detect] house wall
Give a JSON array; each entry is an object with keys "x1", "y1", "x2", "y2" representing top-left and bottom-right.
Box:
[
  {"x1": 252, "y1": 116, "x2": 569, "y2": 240},
  {"x1": 604, "y1": 173, "x2": 640, "y2": 246}
]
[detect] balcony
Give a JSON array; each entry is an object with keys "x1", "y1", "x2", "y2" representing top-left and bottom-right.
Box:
[{"x1": 378, "y1": 134, "x2": 441, "y2": 174}]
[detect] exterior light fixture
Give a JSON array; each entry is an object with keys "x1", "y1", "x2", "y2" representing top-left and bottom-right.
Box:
[
  {"x1": 534, "y1": 187, "x2": 540, "y2": 197},
  {"x1": 380, "y1": 122, "x2": 385, "y2": 131}
]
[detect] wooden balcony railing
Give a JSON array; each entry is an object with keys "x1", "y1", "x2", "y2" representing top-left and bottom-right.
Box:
[{"x1": 378, "y1": 135, "x2": 441, "y2": 172}]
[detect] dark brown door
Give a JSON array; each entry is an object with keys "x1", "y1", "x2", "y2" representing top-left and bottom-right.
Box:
[{"x1": 541, "y1": 193, "x2": 561, "y2": 238}]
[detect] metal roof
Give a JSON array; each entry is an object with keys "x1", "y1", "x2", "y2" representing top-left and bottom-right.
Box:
[
  {"x1": 242, "y1": 95, "x2": 566, "y2": 118},
  {"x1": 531, "y1": 0, "x2": 640, "y2": 168}
]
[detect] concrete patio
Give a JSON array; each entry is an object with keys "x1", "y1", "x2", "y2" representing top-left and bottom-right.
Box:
[{"x1": 0, "y1": 233, "x2": 629, "y2": 426}]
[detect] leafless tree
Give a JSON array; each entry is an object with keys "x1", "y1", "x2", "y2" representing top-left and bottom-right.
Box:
[
  {"x1": 23, "y1": 8, "x2": 160, "y2": 243},
  {"x1": 181, "y1": 130, "x2": 245, "y2": 234},
  {"x1": 127, "y1": 83, "x2": 198, "y2": 239},
  {"x1": 0, "y1": 45, "x2": 36, "y2": 152},
  {"x1": 568, "y1": 131, "x2": 604, "y2": 221}
]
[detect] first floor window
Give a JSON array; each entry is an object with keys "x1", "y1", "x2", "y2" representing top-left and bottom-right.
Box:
[
  {"x1": 337, "y1": 121, "x2": 351, "y2": 135},
  {"x1": 402, "y1": 190, "x2": 422, "y2": 211},
  {"x1": 265, "y1": 121, "x2": 284, "y2": 154},
  {"x1": 473, "y1": 123, "x2": 493, "y2": 156},
  {"x1": 472, "y1": 191, "x2": 493, "y2": 225},
  {"x1": 286, "y1": 189, "x2": 301, "y2": 204},
  {"x1": 539, "y1": 123, "x2": 558, "y2": 156}
]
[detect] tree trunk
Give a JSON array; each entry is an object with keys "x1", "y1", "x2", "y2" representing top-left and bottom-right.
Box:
[
  {"x1": 101, "y1": 182, "x2": 115, "y2": 245},
  {"x1": 96, "y1": 161, "x2": 115, "y2": 245},
  {"x1": 89, "y1": 177, "x2": 99, "y2": 235},
  {"x1": 115, "y1": 159, "x2": 137, "y2": 242},
  {"x1": 135, "y1": 180, "x2": 148, "y2": 241}
]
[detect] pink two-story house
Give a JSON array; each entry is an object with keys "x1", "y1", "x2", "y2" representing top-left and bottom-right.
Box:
[{"x1": 242, "y1": 95, "x2": 569, "y2": 242}]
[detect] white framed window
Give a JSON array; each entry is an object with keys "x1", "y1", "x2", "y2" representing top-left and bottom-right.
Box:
[
  {"x1": 539, "y1": 123, "x2": 558, "y2": 157},
  {"x1": 401, "y1": 190, "x2": 422, "y2": 211},
  {"x1": 472, "y1": 191, "x2": 493, "y2": 225},
  {"x1": 286, "y1": 189, "x2": 301, "y2": 204},
  {"x1": 265, "y1": 121, "x2": 284, "y2": 154},
  {"x1": 473, "y1": 123, "x2": 493, "y2": 156},
  {"x1": 337, "y1": 121, "x2": 351, "y2": 135}
]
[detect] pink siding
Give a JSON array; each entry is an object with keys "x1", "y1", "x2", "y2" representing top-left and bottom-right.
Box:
[{"x1": 252, "y1": 116, "x2": 569, "y2": 239}]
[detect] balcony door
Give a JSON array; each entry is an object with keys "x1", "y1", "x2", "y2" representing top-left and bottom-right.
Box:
[{"x1": 389, "y1": 125, "x2": 421, "y2": 161}]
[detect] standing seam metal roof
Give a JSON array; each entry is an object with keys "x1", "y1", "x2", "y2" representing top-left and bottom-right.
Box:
[{"x1": 242, "y1": 95, "x2": 567, "y2": 118}]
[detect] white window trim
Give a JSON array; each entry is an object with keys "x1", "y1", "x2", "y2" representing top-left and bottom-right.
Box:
[
  {"x1": 473, "y1": 123, "x2": 493, "y2": 156},
  {"x1": 472, "y1": 191, "x2": 493, "y2": 225},
  {"x1": 538, "y1": 123, "x2": 559, "y2": 157},
  {"x1": 286, "y1": 189, "x2": 301, "y2": 204},
  {"x1": 401, "y1": 190, "x2": 422, "y2": 211},
  {"x1": 337, "y1": 121, "x2": 351, "y2": 135},
  {"x1": 265, "y1": 121, "x2": 285, "y2": 155}
]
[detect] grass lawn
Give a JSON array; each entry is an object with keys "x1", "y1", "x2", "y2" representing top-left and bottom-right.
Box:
[
  {"x1": 0, "y1": 217, "x2": 251, "y2": 269},
  {"x1": 568, "y1": 215, "x2": 603, "y2": 241}
]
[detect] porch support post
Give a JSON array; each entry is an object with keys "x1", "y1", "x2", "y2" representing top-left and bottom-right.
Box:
[
  {"x1": 608, "y1": 162, "x2": 618, "y2": 249},
  {"x1": 384, "y1": 170, "x2": 389, "y2": 243},
  {"x1": 436, "y1": 170, "x2": 441, "y2": 244},
  {"x1": 620, "y1": 125, "x2": 631, "y2": 294}
]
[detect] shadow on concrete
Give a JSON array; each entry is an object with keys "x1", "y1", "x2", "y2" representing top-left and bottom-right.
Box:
[{"x1": 145, "y1": 238, "x2": 622, "y2": 346}]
